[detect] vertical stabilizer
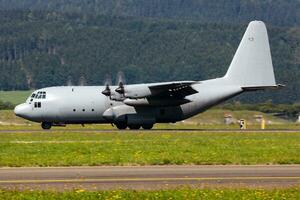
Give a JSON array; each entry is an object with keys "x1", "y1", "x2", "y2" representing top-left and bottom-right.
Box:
[{"x1": 225, "y1": 21, "x2": 276, "y2": 87}]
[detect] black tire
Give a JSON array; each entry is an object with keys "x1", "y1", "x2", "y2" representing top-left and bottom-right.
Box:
[
  {"x1": 128, "y1": 124, "x2": 141, "y2": 130},
  {"x1": 142, "y1": 124, "x2": 154, "y2": 130},
  {"x1": 115, "y1": 122, "x2": 127, "y2": 130},
  {"x1": 41, "y1": 122, "x2": 52, "y2": 130}
]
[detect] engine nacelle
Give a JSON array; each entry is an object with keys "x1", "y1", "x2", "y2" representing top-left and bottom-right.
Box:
[{"x1": 123, "y1": 84, "x2": 152, "y2": 99}]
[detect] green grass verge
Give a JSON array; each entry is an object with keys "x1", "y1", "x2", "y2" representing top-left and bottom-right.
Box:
[
  {"x1": 0, "y1": 188, "x2": 299, "y2": 199},
  {"x1": 0, "y1": 91, "x2": 32, "y2": 105},
  {"x1": 0, "y1": 131, "x2": 300, "y2": 166},
  {"x1": 0, "y1": 123, "x2": 299, "y2": 131}
]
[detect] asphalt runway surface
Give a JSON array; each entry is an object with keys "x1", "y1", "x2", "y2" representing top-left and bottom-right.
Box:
[{"x1": 0, "y1": 165, "x2": 299, "y2": 190}]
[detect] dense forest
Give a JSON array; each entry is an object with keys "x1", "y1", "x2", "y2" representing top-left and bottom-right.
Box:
[
  {"x1": 0, "y1": 0, "x2": 299, "y2": 26},
  {"x1": 0, "y1": 1, "x2": 299, "y2": 103}
]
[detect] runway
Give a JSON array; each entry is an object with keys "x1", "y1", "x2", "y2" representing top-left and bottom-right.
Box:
[{"x1": 0, "y1": 165, "x2": 299, "y2": 190}]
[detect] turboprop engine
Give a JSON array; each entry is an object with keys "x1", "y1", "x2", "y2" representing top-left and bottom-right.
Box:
[
  {"x1": 117, "y1": 84, "x2": 152, "y2": 99},
  {"x1": 102, "y1": 79, "x2": 153, "y2": 101}
]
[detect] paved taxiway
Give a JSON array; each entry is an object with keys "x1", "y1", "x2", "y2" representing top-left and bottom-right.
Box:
[{"x1": 0, "y1": 165, "x2": 299, "y2": 190}]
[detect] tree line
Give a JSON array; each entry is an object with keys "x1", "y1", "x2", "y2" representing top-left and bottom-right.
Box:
[{"x1": 0, "y1": 0, "x2": 299, "y2": 26}]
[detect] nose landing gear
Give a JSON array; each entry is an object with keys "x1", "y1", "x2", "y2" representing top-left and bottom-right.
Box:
[{"x1": 41, "y1": 122, "x2": 52, "y2": 130}]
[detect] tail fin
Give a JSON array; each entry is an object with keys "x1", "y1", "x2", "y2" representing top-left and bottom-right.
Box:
[{"x1": 225, "y1": 21, "x2": 277, "y2": 88}]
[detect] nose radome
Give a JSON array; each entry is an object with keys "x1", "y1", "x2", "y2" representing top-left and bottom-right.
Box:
[{"x1": 14, "y1": 103, "x2": 31, "y2": 119}]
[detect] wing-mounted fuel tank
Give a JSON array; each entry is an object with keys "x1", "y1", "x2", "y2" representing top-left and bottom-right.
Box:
[{"x1": 102, "y1": 105, "x2": 155, "y2": 125}]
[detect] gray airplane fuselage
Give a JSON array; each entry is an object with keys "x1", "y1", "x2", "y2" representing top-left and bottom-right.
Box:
[{"x1": 15, "y1": 77, "x2": 242, "y2": 125}]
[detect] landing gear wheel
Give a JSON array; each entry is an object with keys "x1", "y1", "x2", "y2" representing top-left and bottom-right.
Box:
[
  {"x1": 142, "y1": 124, "x2": 154, "y2": 130},
  {"x1": 115, "y1": 122, "x2": 127, "y2": 130},
  {"x1": 41, "y1": 122, "x2": 52, "y2": 130},
  {"x1": 128, "y1": 124, "x2": 141, "y2": 130}
]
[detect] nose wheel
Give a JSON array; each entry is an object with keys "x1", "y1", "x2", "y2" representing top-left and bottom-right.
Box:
[{"x1": 41, "y1": 122, "x2": 52, "y2": 130}]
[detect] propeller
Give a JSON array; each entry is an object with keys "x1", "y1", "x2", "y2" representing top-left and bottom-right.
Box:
[
  {"x1": 115, "y1": 81, "x2": 125, "y2": 94},
  {"x1": 102, "y1": 74, "x2": 112, "y2": 97},
  {"x1": 115, "y1": 71, "x2": 126, "y2": 94},
  {"x1": 102, "y1": 84, "x2": 111, "y2": 96},
  {"x1": 79, "y1": 75, "x2": 86, "y2": 86},
  {"x1": 102, "y1": 71, "x2": 126, "y2": 101}
]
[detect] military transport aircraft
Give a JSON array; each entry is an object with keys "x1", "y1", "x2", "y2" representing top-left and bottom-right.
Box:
[{"x1": 14, "y1": 21, "x2": 282, "y2": 130}]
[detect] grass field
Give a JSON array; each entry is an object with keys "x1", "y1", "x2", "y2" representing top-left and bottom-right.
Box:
[
  {"x1": 0, "y1": 188, "x2": 299, "y2": 199},
  {"x1": 0, "y1": 90, "x2": 32, "y2": 105},
  {"x1": 0, "y1": 131, "x2": 299, "y2": 167}
]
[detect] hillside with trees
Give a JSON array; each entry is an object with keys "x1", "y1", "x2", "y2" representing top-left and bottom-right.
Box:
[
  {"x1": 0, "y1": 0, "x2": 299, "y2": 26},
  {"x1": 0, "y1": 1, "x2": 299, "y2": 103}
]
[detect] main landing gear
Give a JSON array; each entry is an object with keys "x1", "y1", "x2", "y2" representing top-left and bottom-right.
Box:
[
  {"x1": 141, "y1": 124, "x2": 153, "y2": 130},
  {"x1": 41, "y1": 122, "x2": 52, "y2": 130},
  {"x1": 114, "y1": 123, "x2": 154, "y2": 130},
  {"x1": 128, "y1": 124, "x2": 141, "y2": 130},
  {"x1": 41, "y1": 122, "x2": 154, "y2": 130},
  {"x1": 115, "y1": 122, "x2": 127, "y2": 130}
]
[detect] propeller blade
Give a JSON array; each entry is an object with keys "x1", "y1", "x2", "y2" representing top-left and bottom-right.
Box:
[
  {"x1": 102, "y1": 74, "x2": 112, "y2": 96},
  {"x1": 102, "y1": 84, "x2": 111, "y2": 96},
  {"x1": 115, "y1": 71, "x2": 126, "y2": 94},
  {"x1": 116, "y1": 71, "x2": 126, "y2": 85},
  {"x1": 104, "y1": 73, "x2": 112, "y2": 86},
  {"x1": 115, "y1": 81, "x2": 125, "y2": 94}
]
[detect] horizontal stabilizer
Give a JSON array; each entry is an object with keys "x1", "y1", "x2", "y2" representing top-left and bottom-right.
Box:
[{"x1": 242, "y1": 84, "x2": 285, "y2": 91}]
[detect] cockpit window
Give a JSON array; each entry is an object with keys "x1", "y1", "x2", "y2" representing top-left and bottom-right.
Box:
[
  {"x1": 31, "y1": 93, "x2": 36, "y2": 98},
  {"x1": 34, "y1": 91, "x2": 47, "y2": 99}
]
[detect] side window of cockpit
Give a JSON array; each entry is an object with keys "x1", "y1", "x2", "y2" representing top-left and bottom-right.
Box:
[
  {"x1": 29, "y1": 93, "x2": 35, "y2": 104},
  {"x1": 34, "y1": 102, "x2": 41, "y2": 108}
]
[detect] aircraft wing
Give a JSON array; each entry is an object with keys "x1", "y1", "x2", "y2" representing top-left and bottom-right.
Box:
[
  {"x1": 122, "y1": 81, "x2": 199, "y2": 107},
  {"x1": 148, "y1": 81, "x2": 198, "y2": 98}
]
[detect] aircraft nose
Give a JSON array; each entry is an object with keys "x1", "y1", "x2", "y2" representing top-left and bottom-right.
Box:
[{"x1": 14, "y1": 103, "x2": 31, "y2": 119}]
